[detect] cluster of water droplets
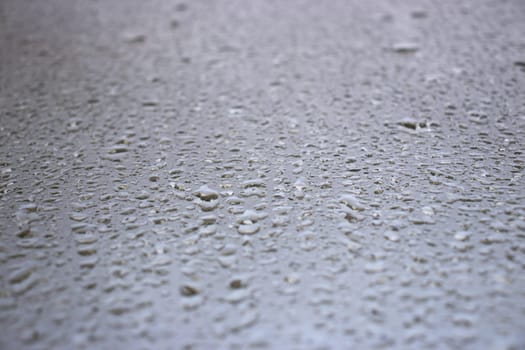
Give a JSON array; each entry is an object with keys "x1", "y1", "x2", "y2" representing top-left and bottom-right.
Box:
[{"x1": 1, "y1": 0, "x2": 525, "y2": 349}]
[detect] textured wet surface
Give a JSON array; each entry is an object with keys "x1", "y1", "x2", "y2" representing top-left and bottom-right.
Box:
[{"x1": 1, "y1": 0, "x2": 525, "y2": 349}]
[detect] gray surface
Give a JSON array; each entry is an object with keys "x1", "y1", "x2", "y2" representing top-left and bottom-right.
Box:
[{"x1": 1, "y1": 0, "x2": 525, "y2": 349}]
